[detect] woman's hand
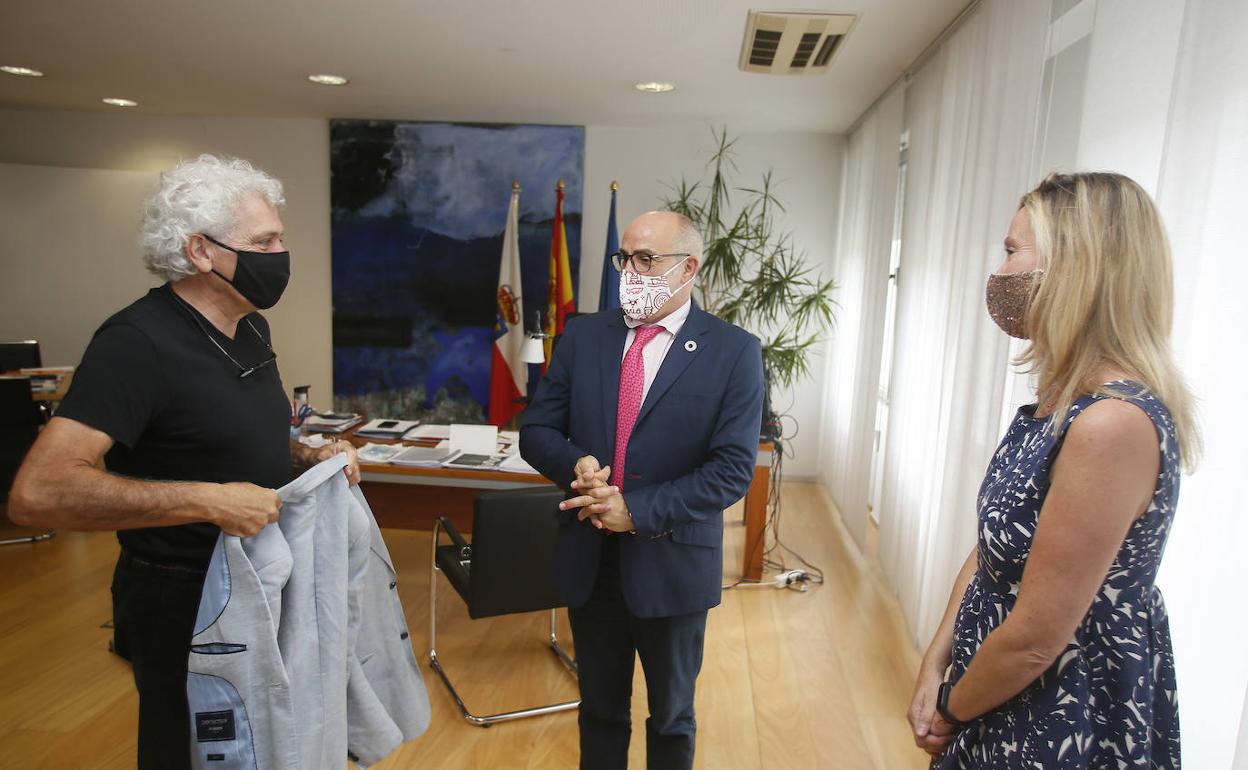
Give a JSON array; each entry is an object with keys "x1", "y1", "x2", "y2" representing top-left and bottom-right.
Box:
[
  {"x1": 925, "y1": 711, "x2": 959, "y2": 754},
  {"x1": 908, "y1": 665, "x2": 955, "y2": 756}
]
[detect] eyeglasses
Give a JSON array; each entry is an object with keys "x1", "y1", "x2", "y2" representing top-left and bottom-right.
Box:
[
  {"x1": 171, "y1": 291, "x2": 278, "y2": 378},
  {"x1": 610, "y1": 251, "x2": 690, "y2": 275},
  {"x1": 194, "y1": 315, "x2": 278, "y2": 379},
  {"x1": 235, "y1": 345, "x2": 278, "y2": 378}
]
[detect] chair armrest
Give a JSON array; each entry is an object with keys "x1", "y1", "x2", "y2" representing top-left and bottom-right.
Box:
[{"x1": 435, "y1": 516, "x2": 472, "y2": 560}]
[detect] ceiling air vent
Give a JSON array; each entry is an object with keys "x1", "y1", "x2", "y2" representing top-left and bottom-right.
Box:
[{"x1": 739, "y1": 11, "x2": 857, "y2": 75}]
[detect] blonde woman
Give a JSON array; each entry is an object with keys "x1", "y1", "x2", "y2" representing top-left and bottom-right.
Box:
[{"x1": 907, "y1": 172, "x2": 1198, "y2": 768}]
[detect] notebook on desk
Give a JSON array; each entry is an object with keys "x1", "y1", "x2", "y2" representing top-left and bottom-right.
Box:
[
  {"x1": 303, "y1": 412, "x2": 362, "y2": 433},
  {"x1": 356, "y1": 418, "x2": 421, "y2": 439},
  {"x1": 440, "y1": 451, "x2": 507, "y2": 470}
]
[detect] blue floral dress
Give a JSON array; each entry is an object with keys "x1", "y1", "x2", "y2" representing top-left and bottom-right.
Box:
[{"x1": 935, "y1": 382, "x2": 1181, "y2": 769}]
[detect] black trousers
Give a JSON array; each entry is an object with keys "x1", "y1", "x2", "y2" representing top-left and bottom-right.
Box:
[
  {"x1": 568, "y1": 536, "x2": 709, "y2": 770},
  {"x1": 111, "y1": 551, "x2": 207, "y2": 770}
]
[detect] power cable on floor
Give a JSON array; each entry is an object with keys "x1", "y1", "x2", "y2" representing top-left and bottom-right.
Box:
[{"x1": 724, "y1": 410, "x2": 825, "y2": 591}]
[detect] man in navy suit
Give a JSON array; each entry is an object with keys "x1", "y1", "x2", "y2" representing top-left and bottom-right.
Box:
[{"x1": 520, "y1": 211, "x2": 764, "y2": 770}]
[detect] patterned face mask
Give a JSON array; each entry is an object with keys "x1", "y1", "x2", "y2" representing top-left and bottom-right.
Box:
[
  {"x1": 618, "y1": 257, "x2": 692, "y2": 321},
  {"x1": 985, "y1": 269, "x2": 1043, "y2": 339}
]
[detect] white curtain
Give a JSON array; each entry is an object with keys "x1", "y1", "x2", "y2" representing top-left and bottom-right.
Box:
[
  {"x1": 1152, "y1": 0, "x2": 1248, "y2": 765},
  {"x1": 874, "y1": 0, "x2": 1051, "y2": 647},
  {"x1": 1239, "y1": 685, "x2": 1248, "y2": 770},
  {"x1": 818, "y1": 85, "x2": 904, "y2": 550}
]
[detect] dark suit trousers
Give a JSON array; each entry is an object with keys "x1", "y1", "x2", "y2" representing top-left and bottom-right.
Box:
[
  {"x1": 112, "y1": 552, "x2": 206, "y2": 770},
  {"x1": 568, "y1": 535, "x2": 708, "y2": 770}
]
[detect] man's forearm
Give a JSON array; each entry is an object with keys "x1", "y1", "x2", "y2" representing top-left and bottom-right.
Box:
[
  {"x1": 9, "y1": 460, "x2": 211, "y2": 532},
  {"x1": 623, "y1": 445, "x2": 754, "y2": 535},
  {"x1": 519, "y1": 425, "x2": 584, "y2": 491},
  {"x1": 290, "y1": 438, "x2": 320, "y2": 469}
]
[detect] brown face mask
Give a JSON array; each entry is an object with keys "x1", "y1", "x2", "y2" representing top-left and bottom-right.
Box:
[{"x1": 985, "y1": 269, "x2": 1043, "y2": 339}]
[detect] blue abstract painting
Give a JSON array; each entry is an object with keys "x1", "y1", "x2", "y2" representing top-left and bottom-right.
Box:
[{"x1": 329, "y1": 120, "x2": 583, "y2": 421}]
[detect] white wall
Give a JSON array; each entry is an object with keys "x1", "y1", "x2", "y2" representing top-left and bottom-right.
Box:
[
  {"x1": 582, "y1": 127, "x2": 845, "y2": 479},
  {"x1": 0, "y1": 108, "x2": 332, "y2": 403},
  {"x1": 0, "y1": 163, "x2": 158, "y2": 367},
  {"x1": 0, "y1": 110, "x2": 843, "y2": 480}
]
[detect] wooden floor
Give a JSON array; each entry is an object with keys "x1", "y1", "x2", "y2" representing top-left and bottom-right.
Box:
[{"x1": 0, "y1": 483, "x2": 928, "y2": 769}]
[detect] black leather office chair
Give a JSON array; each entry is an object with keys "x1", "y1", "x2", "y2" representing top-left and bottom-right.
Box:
[
  {"x1": 0, "y1": 377, "x2": 54, "y2": 545},
  {"x1": 429, "y1": 486, "x2": 579, "y2": 726},
  {"x1": 0, "y1": 340, "x2": 41, "y2": 371}
]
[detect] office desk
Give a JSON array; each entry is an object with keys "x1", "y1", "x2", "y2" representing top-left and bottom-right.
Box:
[
  {"x1": 741, "y1": 442, "x2": 775, "y2": 582},
  {"x1": 346, "y1": 435, "x2": 774, "y2": 582},
  {"x1": 357, "y1": 460, "x2": 553, "y2": 533},
  {"x1": 2, "y1": 368, "x2": 73, "y2": 402}
]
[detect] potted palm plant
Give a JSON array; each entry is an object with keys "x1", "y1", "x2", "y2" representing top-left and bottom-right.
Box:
[{"x1": 665, "y1": 128, "x2": 837, "y2": 437}]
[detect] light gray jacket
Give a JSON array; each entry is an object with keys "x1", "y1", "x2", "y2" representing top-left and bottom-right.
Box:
[{"x1": 187, "y1": 454, "x2": 430, "y2": 769}]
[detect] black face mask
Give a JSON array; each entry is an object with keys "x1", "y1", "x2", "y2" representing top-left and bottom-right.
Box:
[{"x1": 202, "y1": 234, "x2": 290, "y2": 310}]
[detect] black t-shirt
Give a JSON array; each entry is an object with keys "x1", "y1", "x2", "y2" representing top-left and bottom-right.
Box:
[{"x1": 56, "y1": 283, "x2": 292, "y2": 567}]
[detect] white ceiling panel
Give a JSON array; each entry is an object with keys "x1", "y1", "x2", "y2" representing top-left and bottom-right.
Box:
[{"x1": 0, "y1": 0, "x2": 969, "y2": 132}]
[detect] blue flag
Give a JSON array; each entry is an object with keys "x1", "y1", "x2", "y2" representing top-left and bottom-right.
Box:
[{"x1": 597, "y1": 186, "x2": 620, "y2": 310}]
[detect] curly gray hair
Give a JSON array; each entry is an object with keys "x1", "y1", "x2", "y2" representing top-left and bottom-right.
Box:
[{"x1": 139, "y1": 154, "x2": 285, "y2": 282}]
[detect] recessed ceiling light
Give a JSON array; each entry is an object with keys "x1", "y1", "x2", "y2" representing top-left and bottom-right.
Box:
[
  {"x1": 102, "y1": 97, "x2": 138, "y2": 107},
  {"x1": 1, "y1": 65, "x2": 44, "y2": 77},
  {"x1": 635, "y1": 82, "x2": 675, "y2": 93},
  {"x1": 308, "y1": 73, "x2": 349, "y2": 86}
]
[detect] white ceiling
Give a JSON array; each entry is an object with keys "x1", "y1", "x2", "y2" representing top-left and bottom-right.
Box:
[{"x1": 0, "y1": 0, "x2": 968, "y2": 133}]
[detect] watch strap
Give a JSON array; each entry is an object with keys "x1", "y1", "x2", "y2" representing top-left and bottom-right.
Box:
[{"x1": 936, "y1": 681, "x2": 968, "y2": 727}]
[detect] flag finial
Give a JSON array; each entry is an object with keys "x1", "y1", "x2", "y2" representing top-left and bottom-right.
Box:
[
  {"x1": 512, "y1": 179, "x2": 520, "y2": 192},
  {"x1": 610, "y1": 180, "x2": 619, "y2": 191},
  {"x1": 557, "y1": 178, "x2": 565, "y2": 190}
]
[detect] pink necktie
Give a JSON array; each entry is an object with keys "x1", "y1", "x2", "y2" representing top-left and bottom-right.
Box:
[{"x1": 611, "y1": 325, "x2": 664, "y2": 489}]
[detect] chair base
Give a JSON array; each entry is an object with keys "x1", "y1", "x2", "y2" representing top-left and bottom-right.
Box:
[
  {"x1": 429, "y1": 516, "x2": 580, "y2": 727},
  {"x1": 429, "y1": 634, "x2": 580, "y2": 727},
  {"x1": 0, "y1": 528, "x2": 55, "y2": 546}
]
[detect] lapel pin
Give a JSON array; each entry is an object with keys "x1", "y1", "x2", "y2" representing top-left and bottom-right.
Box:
[{"x1": 684, "y1": 340, "x2": 697, "y2": 352}]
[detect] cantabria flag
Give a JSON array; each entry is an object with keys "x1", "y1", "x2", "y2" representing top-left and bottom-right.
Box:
[{"x1": 488, "y1": 183, "x2": 527, "y2": 426}]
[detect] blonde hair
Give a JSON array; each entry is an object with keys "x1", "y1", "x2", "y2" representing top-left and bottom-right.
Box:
[{"x1": 1018, "y1": 172, "x2": 1200, "y2": 471}]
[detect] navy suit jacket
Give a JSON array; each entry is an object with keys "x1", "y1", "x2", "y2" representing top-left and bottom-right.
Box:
[{"x1": 519, "y1": 303, "x2": 764, "y2": 618}]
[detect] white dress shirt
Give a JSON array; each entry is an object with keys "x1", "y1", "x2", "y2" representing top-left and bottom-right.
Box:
[{"x1": 622, "y1": 299, "x2": 692, "y2": 404}]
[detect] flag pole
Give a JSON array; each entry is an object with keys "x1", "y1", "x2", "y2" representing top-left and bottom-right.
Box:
[{"x1": 598, "y1": 180, "x2": 622, "y2": 311}]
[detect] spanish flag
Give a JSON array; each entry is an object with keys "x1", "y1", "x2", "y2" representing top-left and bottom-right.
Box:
[{"x1": 544, "y1": 180, "x2": 576, "y2": 367}]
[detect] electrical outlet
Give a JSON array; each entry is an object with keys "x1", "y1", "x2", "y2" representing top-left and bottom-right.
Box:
[{"x1": 773, "y1": 569, "x2": 807, "y2": 587}]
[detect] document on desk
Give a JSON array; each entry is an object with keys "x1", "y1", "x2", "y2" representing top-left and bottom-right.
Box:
[
  {"x1": 390, "y1": 445, "x2": 455, "y2": 467},
  {"x1": 357, "y1": 443, "x2": 406, "y2": 463},
  {"x1": 497, "y1": 452, "x2": 540, "y2": 475},
  {"x1": 449, "y1": 424, "x2": 498, "y2": 455},
  {"x1": 404, "y1": 424, "x2": 449, "y2": 441},
  {"x1": 303, "y1": 412, "x2": 363, "y2": 433}
]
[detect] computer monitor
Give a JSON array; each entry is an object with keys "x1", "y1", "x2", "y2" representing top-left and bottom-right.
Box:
[{"x1": 0, "y1": 341, "x2": 41, "y2": 372}]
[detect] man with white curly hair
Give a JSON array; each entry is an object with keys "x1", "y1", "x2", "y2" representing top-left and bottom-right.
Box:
[{"x1": 9, "y1": 153, "x2": 357, "y2": 769}]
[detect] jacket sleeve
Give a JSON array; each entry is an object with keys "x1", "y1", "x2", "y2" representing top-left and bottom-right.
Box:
[
  {"x1": 623, "y1": 334, "x2": 764, "y2": 536},
  {"x1": 519, "y1": 322, "x2": 591, "y2": 495}
]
